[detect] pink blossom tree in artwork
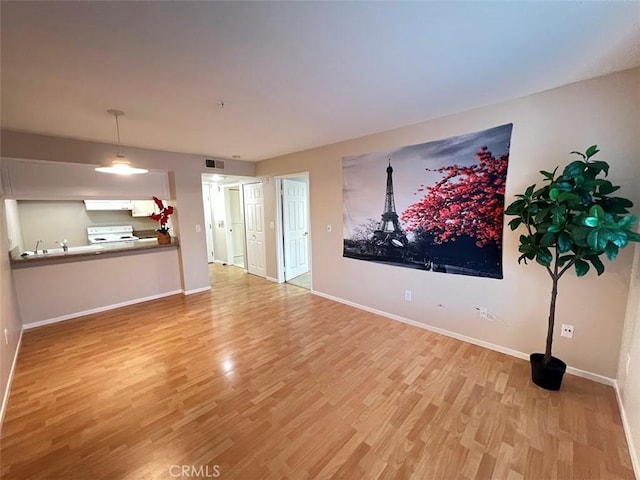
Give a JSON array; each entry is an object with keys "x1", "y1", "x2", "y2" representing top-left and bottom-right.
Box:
[{"x1": 401, "y1": 147, "x2": 509, "y2": 247}]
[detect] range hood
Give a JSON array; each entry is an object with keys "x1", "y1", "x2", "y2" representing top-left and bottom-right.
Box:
[{"x1": 84, "y1": 200, "x2": 132, "y2": 211}]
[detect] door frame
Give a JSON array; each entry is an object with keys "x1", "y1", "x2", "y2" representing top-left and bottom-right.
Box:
[{"x1": 275, "y1": 172, "x2": 311, "y2": 285}]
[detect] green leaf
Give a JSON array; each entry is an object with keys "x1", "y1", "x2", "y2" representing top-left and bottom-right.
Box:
[
  {"x1": 557, "y1": 233, "x2": 573, "y2": 253},
  {"x1": 587, "y1": 229, "x2": 608, "y2": 251},
  {"x1": 540, "y1": 169, "x2": 557, "y2": 180},
  {"x1": 604, "y1": 242, "x2": 619, "y2": 261},
  {"x1": 547, "y1": 224, "x2": 561, "y2": 233},
  {"x1": 524, "y1": 185, "x2": 535, "y2": 198},
  {"x1": 587, "y1": 160, "x2": 609, "y2": 176},
  {"x1": 556, "y1": 192, "x2": 580, "y2": 204},
  {"x1": 618, "y1": 215, "x2": 637, "y2": 229},
  {"x1": 540, "y1": 232, "x2": 556, "y2": 247},
  {"x1": 535, "y1": 207, "x2": 552, "y2": 223},
  {"x1": 601, "y1": 197, "x2": 634, "y2": 214},
  {"x1": 508, "y1": 218, "x2": 523, "y2": 231},
  {"x1": 504, "y1": 199, "x2": 525, "y2": 215},
  {"x1": 549, "y1": 188, "x2": 559, "y2": 200},
  {"x1": 588, "y1": 204, "x2": 605, "y2": 220},
  {"x1": 563, "y1": 160, "x2": 586, "y2": 177},
  {"x1": 627, "y1": 231, "x2": 640, "y2": 242},
  {"x1": 586, "y1": 255, "x2": 605, "y2": 276},
  {"x1": 571, "y1": 227, "x2": 590, "y2": 247},
  {"x1": 574, "y1": 259, "x2": 590, "y2": 277},
  {"x1": 608, "y1": 230, "x2": 628, "y2": 249},
  {"x1": 570, "y1": 151, "x2": 586, "y2": 160},
  {"x1": 535, "y1": 248, "x2": 553, "y2": 267},
  {"x1": 583, "y1": 217, "x2": 599, "y2": 227},
  {"x1": 585, "y1": 145, "x2": 600, "y2": 159},
  {"x1": 598, "y1": 181, "x2": 619, "y2": 195},
  {"x1": 557, "y1": 255, "x2": 574, "y2": 267}
]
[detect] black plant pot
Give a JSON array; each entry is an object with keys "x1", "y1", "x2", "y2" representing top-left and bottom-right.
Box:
[{"x1": 530, "y1": 353, "x2": 567, "y2": 391}]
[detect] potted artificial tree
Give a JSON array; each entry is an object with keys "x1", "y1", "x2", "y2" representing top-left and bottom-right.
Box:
[{"x1": 505, "y1": 145, "x2": 639, "y2": 390}]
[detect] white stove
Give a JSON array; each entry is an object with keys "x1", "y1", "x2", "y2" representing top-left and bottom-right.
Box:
[{"x1": 88, "y1": 225, "x2": 139, "y2": 244}]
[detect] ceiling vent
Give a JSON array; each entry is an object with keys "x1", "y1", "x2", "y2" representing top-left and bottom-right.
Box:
[{"x1": 205, "y1": 158, "x2": 225, "y2": 170}]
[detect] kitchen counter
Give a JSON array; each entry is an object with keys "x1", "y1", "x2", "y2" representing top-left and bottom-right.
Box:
[{"x1": 10, "y1": 237, "x2": 179, "y2": 268}]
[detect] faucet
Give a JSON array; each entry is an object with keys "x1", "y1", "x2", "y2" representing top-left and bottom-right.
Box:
[
  {"x1": 34, "y1": 240, "x2": 43, "y2": 254},
  {"x1": 57, "y1": 239, "x2": 69, "y2": 252}
]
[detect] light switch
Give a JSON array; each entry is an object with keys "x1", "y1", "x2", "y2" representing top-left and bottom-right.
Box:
[
  {"x1": 269, "y1": 221, "x2": 275, "y2": 230},
  {"x1": 195, "y1": 224, "x2": 201, "y2": 233}
]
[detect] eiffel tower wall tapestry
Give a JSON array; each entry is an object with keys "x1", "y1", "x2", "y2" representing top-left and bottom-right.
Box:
[{"x1": 342, "y1": 123, "x2": 513, "y2": 279}]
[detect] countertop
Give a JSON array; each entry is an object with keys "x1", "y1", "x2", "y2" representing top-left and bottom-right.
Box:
[{"x1": 10, "y1": 237, "x2": 179, "y2": 268}]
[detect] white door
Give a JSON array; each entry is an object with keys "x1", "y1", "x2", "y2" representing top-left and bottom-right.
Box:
[
  {"x1": 202, "y1": 184, "x2": 215, "y2": 263},
  {"x1": 243, "y1": 182, "x2": 266, "y2": 278},
  {"x1": 283, "y1": 178, "x2": 309, "y2": 281},
  {"x1": 227, "y1": 187, "x2": 245, "y2": 267}
]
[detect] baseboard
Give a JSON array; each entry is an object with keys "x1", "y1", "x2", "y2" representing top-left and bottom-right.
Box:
[
  {"x1": 615, "y1": 381, "x2": 640, "y2": 479},
  {"x1": 23, "y1": 290, "x2": 184, "y2": 330},
  {"x1": 183, "y1": 286, "x2": 211, "y2": 295},
  {"x1": 311, "y1": 290, "x2": 616, "y2": 386},
  {"x1": 266, "y1": 276, "x2": 280, "y2": 283},
  {"x1": 1, "y1": 325, "x2": 23, "y2": 432}
]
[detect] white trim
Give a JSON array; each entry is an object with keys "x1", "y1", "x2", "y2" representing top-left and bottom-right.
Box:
[
  {"x1": 23, "y1": 290, "x2": 183, "y2": 330},
  {"x1": 615, "y1": 382, "x2": 640, "y2": 479},
  {"x1": 311, "y1": 290, "x2": 616, "y2": 386},
  {"x1": 1, "y1": 325, "x2": 23, "y2": 431},
  {"x1": 266, "y1": 276, "x2": 281, "y2": 283},
  {"x1": 183, "y1": 286, "x2": 211, "y2": 295}
]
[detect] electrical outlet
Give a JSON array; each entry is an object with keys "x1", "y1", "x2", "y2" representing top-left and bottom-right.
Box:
[
  {"x1": 477, "y1": 307, "x2": 488, "y2": 319},
  {"x1": 326, "y1": 224, "x2": 332, "y2": 233},
  {"x1": 561, "y1": 324, "x2": 574, "y2": 339},
  {"x1": 404, "y1": 290, "x2": 412, "y2": 302}
]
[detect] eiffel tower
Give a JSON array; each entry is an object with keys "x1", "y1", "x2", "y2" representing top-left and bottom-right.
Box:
[{"x1": 373, "y1": 160, "x2": 408, "y2": 254}]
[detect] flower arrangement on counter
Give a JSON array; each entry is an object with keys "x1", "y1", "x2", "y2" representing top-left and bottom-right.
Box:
[{"x1": 150, "y1": 196, "x2": 174, "y2": 235}]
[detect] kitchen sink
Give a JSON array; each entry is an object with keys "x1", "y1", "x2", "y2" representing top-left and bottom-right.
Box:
[{"x1": 21, "y1": 245, "x2": 105, "y2": 256}]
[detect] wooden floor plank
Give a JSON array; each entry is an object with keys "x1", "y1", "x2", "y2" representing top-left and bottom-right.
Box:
[{"x1": 0, "y1": 264, "x2": 634, "y2": 479}]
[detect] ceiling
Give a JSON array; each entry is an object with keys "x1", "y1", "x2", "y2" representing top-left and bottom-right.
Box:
[{"x1": 1, "y1": 2, "x2": 639, "y2": 162}]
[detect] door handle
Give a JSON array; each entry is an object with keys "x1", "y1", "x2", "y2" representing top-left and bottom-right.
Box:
[{"x1": 303, "y1": 232, "x2": 308, "y2": 236}]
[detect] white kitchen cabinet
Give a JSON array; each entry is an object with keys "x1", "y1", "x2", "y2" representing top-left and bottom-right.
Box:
[
  {"x1": 1, "y1": 157, "x2": 170, "y2": 199},
  {"x1": 84, "y1": 200, "x2": 133, "y2": 211},
  {"x1": 131, "y1": 200, "x2": 158, "y2": 217}
]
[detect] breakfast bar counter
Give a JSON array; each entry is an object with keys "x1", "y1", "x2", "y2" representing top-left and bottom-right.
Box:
[{"x1": 10, "y1": 237, "x2": 179, "y2": 269}]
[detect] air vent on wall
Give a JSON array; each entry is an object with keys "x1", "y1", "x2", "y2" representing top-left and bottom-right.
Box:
[{"x1": 205, "y1": 159, "x2": 225, "y2": 170}]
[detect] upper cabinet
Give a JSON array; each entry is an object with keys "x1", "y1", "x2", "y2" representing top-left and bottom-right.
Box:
[
  {"x1": 1, "y1": 158, "x2": 170, "y2": 200},
  {"x1": 131, "y1": 200, "x2": 158, "y2": 217}
]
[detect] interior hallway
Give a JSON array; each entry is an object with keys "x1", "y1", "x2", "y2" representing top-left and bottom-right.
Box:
[{"x1": 0, "y1": 264, "x2": 634, "y2": 479}]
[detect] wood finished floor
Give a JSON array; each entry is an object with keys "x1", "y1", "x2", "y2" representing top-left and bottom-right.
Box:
[{"x1": 1, "y1": 265, "x2": 634, "y2": 479}]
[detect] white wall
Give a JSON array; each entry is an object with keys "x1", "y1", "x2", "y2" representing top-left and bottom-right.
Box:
[
  {"x1": 257, "y1": 67, "x2": 640, "y2": 379},
  {"x1": 13, "y1": 249, "x2": 182, "y2": 326},
  {"x1": 0, "y1": 199, "x2": 23, "y2": 428},
  {"x1": 618, "y1": 240, "x2": 640, "y2": 476}
]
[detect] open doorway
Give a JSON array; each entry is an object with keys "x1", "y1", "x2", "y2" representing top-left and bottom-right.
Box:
[
  {"x1": 276, "y1": 173, "x2": 311, "y2": 289},
  {"x1": 201, "y1": 175, "x2": 254, "y2": 270}
]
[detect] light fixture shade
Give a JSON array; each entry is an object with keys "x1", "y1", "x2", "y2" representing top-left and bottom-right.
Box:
[
  {"x1": 95, "y1": 154, "x2": 149, "y2": 175},
  {"x1": 96, "y1": 109, "x2": 148, "y2": 175}
]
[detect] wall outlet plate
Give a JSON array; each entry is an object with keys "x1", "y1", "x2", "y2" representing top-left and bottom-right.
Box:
[{"x1": 561, "y1": 324, "x2": 574, "y2": 339}]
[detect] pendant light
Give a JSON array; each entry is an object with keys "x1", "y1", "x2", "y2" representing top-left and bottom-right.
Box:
[{"x1": 95, "y1": 109, "x2": 148, "y2": 175}]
